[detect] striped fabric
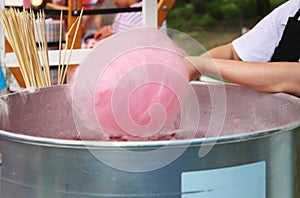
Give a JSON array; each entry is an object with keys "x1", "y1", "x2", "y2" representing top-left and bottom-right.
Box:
[
  {"x1": 50, "y1": 67, "x2": 59, "y2": 85},
  {"x1": 35, "y1": 19, "x2": 65, "y2": 43},
  {"x1": 112, "y1": 1, "x2": 143, "y2": 33}
]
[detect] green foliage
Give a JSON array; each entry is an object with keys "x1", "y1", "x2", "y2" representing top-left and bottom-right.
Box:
[
  {"x1": 167, "y1": 0, "x2": 288, "y2": 31},
  {"x1": 198, "y1": 14, "x2": 214, "y2": 26},
  {"x1": 168, "y1": 0, "x2": 242, "y2": 31},
  {"x1": 206, "y1": 0, "x2": 240, "y2": 20},
  {"x1": 167, "y1": 3, "x2": 194, "y2": 30},
  {"x1": 271, "y1": 0, "x2": 288, "y2": 7}
]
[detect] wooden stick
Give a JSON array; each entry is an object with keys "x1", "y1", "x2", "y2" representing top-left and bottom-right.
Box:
[
  {"x1": 57, "y1": 11, "x2": 63, "y2": 85},
  {"x1": 8, "y1": 9, "x2": 32, "y2": 87},
  {"x1": 41, "y1": 11, "x2": 51, "y2": 86},
  {"x1": 1, "y1": 7, "x2": 83, "y2": 88},
  {"x1": 61, "y1": 8, "x2": 83, "y2": 84},
  {"x1": 58, "y1": 15, "x2": 80, "y2": 84},
  {"x1": 28, "y1": 10, "x2": 43, "y2": 87},
  {"x1": 36, "y1": 10, "x2": 50, "y2": 87},
  {"x1": 33, "y1": 11, "x2": 45, "y2": 87},
  {"x1": 25, "y1": 10, "x2": 39, "y2": 87},
  {"x1": 20, "y1": 10, "x2": 38, "y2": 87},
  {"x1": 0, "y1": 8, "x2": 51, "y2": 88}
]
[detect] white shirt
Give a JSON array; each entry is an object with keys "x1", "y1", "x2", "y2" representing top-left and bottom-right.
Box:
[
  {"x1": 232, "y1": 0, "x2": 300, "y2": 62},
  {"x1": 112, "y1": 2, "x2": 143, "y2": 33},
  {"x1": 112, "y1": 1, "x2": 167, "y2": 34}
]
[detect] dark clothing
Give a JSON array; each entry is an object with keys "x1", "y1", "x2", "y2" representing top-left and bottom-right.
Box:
[{"x1": 271, "y1": 9, "x2": 300, "y2": 62}]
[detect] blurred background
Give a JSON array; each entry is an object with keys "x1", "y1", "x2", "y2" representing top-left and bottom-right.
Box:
[{"x1": 166, "y1": 0, "x2": 287, "y2": 50}]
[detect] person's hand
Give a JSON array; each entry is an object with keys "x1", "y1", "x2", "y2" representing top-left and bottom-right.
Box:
[
  {"x1": 94, "y1": 26, "x2": 113, "y2": 41},
  {"x1": 185, "y1": 56, "x2": 201, "y2": 81}
]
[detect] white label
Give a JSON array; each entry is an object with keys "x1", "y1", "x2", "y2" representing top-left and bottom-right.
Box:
[
  {"x1": 5, "y1": 0, "x2": 23, "y2": 6},
  {"x1": 181, "y1": 161, "x2": 266, "y2": 198}
]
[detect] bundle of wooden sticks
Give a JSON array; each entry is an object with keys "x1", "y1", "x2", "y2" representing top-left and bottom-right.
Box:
[{"x1": 0, "y1": 7, "x2": 83, "y2": 88}]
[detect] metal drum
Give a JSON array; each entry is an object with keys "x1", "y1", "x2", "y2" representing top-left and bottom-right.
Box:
[{"x1": 0, "y1": 82, "x2": 299, "y2": 198}]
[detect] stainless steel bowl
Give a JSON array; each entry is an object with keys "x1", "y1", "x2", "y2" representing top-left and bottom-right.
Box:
[{"x1": 0, "y1": 82, "x2": 299, "y2": 198}]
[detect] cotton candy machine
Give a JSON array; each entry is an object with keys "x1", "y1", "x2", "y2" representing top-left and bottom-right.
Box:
[{"x1": 0, "y1": 82, "x2": 299, "y2": 198}]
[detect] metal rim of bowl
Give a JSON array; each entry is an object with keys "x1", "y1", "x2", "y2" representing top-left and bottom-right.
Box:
[{"x1": 0, "y1": 121, "x2": 299, "y2": 149}]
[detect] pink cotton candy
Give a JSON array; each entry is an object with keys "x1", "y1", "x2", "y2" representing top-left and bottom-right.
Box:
[
  {"x1": 70, "y1": 27, "x2": 191, "y2": 140},
  {"x1": 94, "y1": 47, "x2": 189, "y2": 139}
]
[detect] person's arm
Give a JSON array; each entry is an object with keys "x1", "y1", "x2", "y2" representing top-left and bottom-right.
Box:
[
  {"x1": 186, "y1": 43, "x2": 241, "y2": 80},
  {"x1": 186, "y1": 54, "x2": 300, "y2": 97},
  {"x1": 94, "y1": 12, "x2": 117, "y2": 40},
  {"x1": 82, "y1": 0, "x2": 104, "y2": 37},
  {"x1": 206, "y1": 43, "x2": 241, "y2": 60}
]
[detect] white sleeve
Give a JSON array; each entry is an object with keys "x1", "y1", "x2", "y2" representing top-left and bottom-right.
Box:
[{"x1": 232, "y1": 0, "x2": 300, "y2": 62}]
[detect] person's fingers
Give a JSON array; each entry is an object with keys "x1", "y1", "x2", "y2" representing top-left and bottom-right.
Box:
[{"x1": 94, "y1": 32, "x2": 102, "y2": 40}]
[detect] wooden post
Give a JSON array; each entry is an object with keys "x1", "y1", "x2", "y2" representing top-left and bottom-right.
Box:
[
  {"x1": 158, "y1": 0, "x2": 175, "y2": 27},
  {"x1": 6, "y1": 40, "x2": 26, "y2": 88},
  {"x1": 67, "y1": 0, "x2": 82, "y2": 49}
]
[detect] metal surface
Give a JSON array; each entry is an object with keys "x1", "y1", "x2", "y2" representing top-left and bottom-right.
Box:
[{"x1": 0, "y1": 83, "x2": 299, "y2": 197}]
